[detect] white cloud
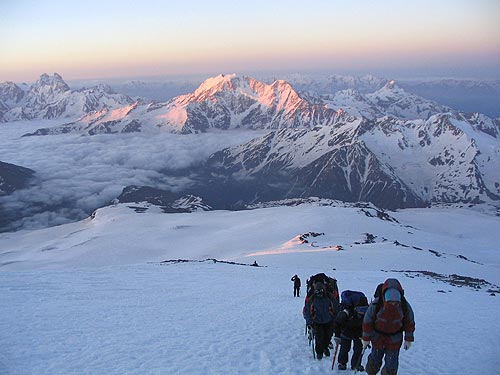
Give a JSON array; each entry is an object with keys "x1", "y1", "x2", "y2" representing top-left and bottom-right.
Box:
[{"x1": 0, "y1": 120, "x2": 265, "y2": 230}]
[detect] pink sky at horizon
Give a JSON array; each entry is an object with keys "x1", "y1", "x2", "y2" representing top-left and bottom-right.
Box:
[{"x1": 1, "y1": 0, "x2": 499, "y2": 82}]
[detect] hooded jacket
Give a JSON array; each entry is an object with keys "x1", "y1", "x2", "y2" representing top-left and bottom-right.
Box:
[{"x1": 362, "y1": 278, "x2": 415, "y2": 350}]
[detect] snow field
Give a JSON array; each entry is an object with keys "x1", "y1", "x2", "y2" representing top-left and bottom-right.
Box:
[
  {"x1": 1, "y1": 203, "x2": 499, "y2": 374},
  {"x1": 1, "y1": 256, "x2": 499, "y2": 375}
]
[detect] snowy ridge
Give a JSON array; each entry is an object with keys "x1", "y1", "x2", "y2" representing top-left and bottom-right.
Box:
[
  {"x1": 202, "y1": 111, "x2": 500, "y2": 207},
  {"x1": 365, "y1": 80, "x2": 452, "y2": 120},
  {"x1": 24, "y1": 74, "x2": 343, "y2": 135},
  {"x1": 317, "y1": 80, "x2": 451, "y2": 121},
  {"x1": 362, "y1": 114, "x2": 500, "y2": 203},
  {"x1": 21, "y1": 74, "x2": 495, "y2": 138},
  {"x1": 115, "y1": 186, "x2": 212, "y2": 213},
  {"x1": 0, "y1": 73, "x2": 136, "y2": 123}
]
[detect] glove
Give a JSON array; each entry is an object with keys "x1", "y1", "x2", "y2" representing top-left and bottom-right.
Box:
[
  {"x1": 404, "y1": 340, "x2": 412, "y2": 350},
  {"x1": 334, "y1": 336, "x2": 341, "y2": 345},
  {"x1": 307, "y1": 324, "x2": 313, "y2": 331},
  {"x1": 362, "y1": 340, "x2": 370, "y2": 349}
]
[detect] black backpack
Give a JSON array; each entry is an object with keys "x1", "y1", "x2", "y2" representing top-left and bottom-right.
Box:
[{"x1": 306, "y1": 273, "x2": 339, "y2": 302}]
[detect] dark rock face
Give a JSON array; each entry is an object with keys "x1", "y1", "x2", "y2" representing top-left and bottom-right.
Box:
[
  {"x1": 198, "y1": 135, "x2": 424, "y2": 209},
  {"x1": 117, "y1": 186, "x2": 179, "y2": 206},
  {"x1": 116, "y1": 186, "x2": 211, "y2": 213},
  {"x1": 289, "y1": 144, "x2": 424, "y2": 209},
  {"x1": 0, "y1": 161, "x2": 35, "y2": 195},
  {"x1": 0, "y1": 161, "x2": 36, "y2": 231}
]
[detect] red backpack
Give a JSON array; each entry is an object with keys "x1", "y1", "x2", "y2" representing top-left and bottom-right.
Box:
[{"x1": 372, "y1": 280, "x2": 409, "y2": 335}]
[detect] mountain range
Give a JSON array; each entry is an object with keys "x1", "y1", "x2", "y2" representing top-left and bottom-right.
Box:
[
  {"x1": 1, "y1": 72, "x2": 499, "y2": 230},
  {"x1": 0, "y1": 73, "x2": 135, "y2": 123}
]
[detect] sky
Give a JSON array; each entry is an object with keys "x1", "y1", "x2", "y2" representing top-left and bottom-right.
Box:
[{"x1": 1, "y1": 0, "x2": 500, "y2": 82}]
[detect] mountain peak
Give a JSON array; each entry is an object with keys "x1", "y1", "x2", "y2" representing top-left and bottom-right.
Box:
[
  {"x1": 194, "y1": 74, "x2": 238, "y2": 94},
  {"x1": 34, "y1": 73, "x2": 70, "y2": 93},
  {"x1": 384, "y1": 79, "x2": 398, "y2": 90}
]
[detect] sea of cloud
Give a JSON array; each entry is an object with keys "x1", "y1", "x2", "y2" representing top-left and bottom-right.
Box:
[{"x1": 0, "y1": 120, "x2": 265, "y2": 231}]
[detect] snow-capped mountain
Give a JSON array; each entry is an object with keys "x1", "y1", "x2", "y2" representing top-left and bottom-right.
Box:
[
  {"x1": 20, "y1": 73, "x2": 500, "y2": 209},
  {"x1": 193, "y1": 111, "x2": 500, "y2": 208},
  {"x1": 318, "y1": 80, "x2": 452, "y2": 121},
  {"x1": 23, "y1": 75, "x2": 454, "y2": 137},
  {"x1": 24, "y1": 74, "x2": 346, "y2": 135},
  {"x1": 361, "y1": 113, "x2": 500, "y2": 204},
  {"x1": 364, "y1": 80, "x2": 452, "y2": 120},
  {"x1": 320, "y1": 89, "x2": 385, "y2": 120},
  {"x1": 0, "y1": 73, "x2": 136, "y2": 122},
  {"x1": 272, "y1": 74, "x2": 500, "y2": 118}
]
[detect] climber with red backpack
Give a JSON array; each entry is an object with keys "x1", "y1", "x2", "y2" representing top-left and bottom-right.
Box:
[{"x1": 362, "y1": 279, "x2": 415, "y2": 375}]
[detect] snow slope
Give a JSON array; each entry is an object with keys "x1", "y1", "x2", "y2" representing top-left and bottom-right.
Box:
[{"x1": 0, "y1": 203, "x2": 499, "y2": 375}]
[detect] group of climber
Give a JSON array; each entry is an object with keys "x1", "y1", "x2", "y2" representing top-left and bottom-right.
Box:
[{"x1": 294, "y1": 273, "x2": 415, "y2": 375}]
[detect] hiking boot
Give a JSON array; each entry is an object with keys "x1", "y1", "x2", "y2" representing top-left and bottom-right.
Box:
[
  {"x1": 323, "y1": 347, "x2": 330, "y2": 356},
  {"x1": 317, "y1": 352, "x2": 323, "y2": 360},
  {"x1": 352, "y1": 364, "x2": 365, "y2": 372},
  {"x1": 338, "y1": 363, "x2": 347, "y2": 370}
]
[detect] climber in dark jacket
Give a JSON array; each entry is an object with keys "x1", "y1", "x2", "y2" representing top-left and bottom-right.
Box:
[
  {"x1": 291, "y1": 274, "x2": 301, "y2": 297},
  {"x1": 333, "y1": 300, "x2": 368, "y2": 371},
  {"x1": 303, "y1": 281, "x2": 339, "y2": 359}
]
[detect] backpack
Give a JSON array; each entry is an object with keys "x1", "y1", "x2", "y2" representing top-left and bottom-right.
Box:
[
  {"x1": 340, "y1": 290, "x2": 369, "y2": 319},
  {"x1": 341, "y1": 290, "x2": 368, "y2": 309},
  {"x1": 373, "y1": 284, "x2": 409, "y2": 317},
  {"x1": 372, "y1": 281, "x2": 409, "y2": 335},
  {"x1": 306, "y1": 273, "x2": 339, "y2": 302}
]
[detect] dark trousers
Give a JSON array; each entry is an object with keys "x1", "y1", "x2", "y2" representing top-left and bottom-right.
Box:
[
  {"x1": 313, "y1": 322, "x2": 334, "y2": 356},
  {"x1": 338, "y1": 337, "x2": 362, "y2": 368},
  {"x1": 294, "y1": 286, "x2": 300, "y2": 297},
  {"x1": 366, "y1": 348, "x2": 400, "y2": 375}
]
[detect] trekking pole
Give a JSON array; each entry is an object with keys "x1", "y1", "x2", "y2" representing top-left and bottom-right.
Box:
[
  {"x1": 307, "y1": 326, "x2": 316, "y2": 359},
  {"x1": 330, "y1": 342, "x2": 339, "y2": 370},
  {"x1": 312, "y1": 337, "x2": 316, "y2": 359},
  {"x1": 354, "y1": 345, "x2": 369, "y2": 374}
]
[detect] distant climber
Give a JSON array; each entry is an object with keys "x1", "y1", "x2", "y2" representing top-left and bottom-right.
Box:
[{"x1": 291, "y1": 274, "x2": 301, "y2": 297}]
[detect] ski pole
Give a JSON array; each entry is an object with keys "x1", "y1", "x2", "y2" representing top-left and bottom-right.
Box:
[
  {"x1": 312, "y1": 338, "x2": 316, "y2": 359},
  {"x1": 307, "y1": 326, "x2": 315, "y2": 358},
  {"x1": 330, "y1": 342, "x2": 339, "y2": 370}
]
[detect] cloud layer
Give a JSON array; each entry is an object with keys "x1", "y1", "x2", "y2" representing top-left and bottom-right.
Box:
[{"x1": 0, "y1": 120, "x2": 264, "y2": 230}]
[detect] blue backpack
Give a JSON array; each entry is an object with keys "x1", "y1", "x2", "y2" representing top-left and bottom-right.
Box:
[{"x1": 340, "y1": 290, "x2": 369, "y2": 317}]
